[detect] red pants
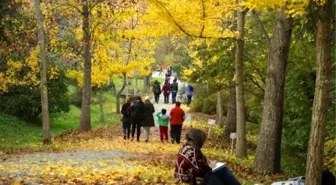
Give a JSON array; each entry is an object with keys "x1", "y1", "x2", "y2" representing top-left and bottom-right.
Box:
[{"x1": 159, "y1": 126, "x2": 168, "y2": 141}]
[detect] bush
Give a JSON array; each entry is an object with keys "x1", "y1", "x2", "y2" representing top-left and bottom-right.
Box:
[
  {"x1": 0, "y1": 72, "x2": 70, "y2": 122},
  {"x1": 324, "y1": 140, "x2": 336, "y2": 173},
  {"x1": 70, "y1": 87, "x2": 82, "y2": 108},
  {"x1": 190, "y1": 91, "x2": 227, "y2": 115}
]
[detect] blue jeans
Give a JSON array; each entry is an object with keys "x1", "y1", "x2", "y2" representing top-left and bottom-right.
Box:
[
  {"x1": 171, "y1": 92, "x2": 177, "y2": 103},
  {"x1": 187, "y1": 95, "x2": 192, "y2": 105},
  {"x1": 210, "y1": 166, "x2": 241, "y2": 185}
]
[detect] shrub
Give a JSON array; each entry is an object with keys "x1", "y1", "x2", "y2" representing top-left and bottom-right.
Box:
[
  {"x1": 0, "y1": 72, "x2": 70, "y2": 122},
  {"x1": 190, "y1": 91, "x2": 227, "y2": 115}
]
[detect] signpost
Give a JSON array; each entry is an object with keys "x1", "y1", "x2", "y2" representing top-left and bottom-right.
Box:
[
  {"x1": 207, "y1": 119, "x2": 216, "y2": 137},
  {"x1": 230, "y1": 132, "x2": 237, "y2": 153}
]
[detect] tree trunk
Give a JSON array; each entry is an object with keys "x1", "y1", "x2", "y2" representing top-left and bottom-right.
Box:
[
  {"x1": 116, "y1": 73, "x2": 127, "y2": 113},
  {"x1": 235, "y1": 2, "x2": 247, "y2": 158},
  {"x1": 143, "y1": 75, "x2": 150, "y2": 94},
  {"x1": 79, "y1": 1, "x2": 92, "y2": 131},
  {"x1": 224, "y1": 86, "x2": 236, "y2": 139},
  {"x1": 254, "y1": 7, "x2": 293, "y2": 173},
  {"x1": 34, "y1": 0, "x2": 51, "y2": 144},
  {"x1": 216, "y1": 91, "x2": 224, "y2": 127},
  {"x1": 99, "y1": 88, "x2": 105, "y2": 123},
  {"x1": 305, "y1": 1, "x2": 333, "y2": 184}
]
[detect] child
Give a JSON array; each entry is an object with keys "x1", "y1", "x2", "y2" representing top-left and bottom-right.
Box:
[{"x1": 156, "y1": 108, "x2": 169, "y2": 142}]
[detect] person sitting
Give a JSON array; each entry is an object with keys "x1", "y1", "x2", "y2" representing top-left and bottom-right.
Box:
[
  {"x1": 174, "y1": 128, "x2": 241, "y2": 185},
  {"x1": 174, "y1": 129, "x2": 212, "y2": 184}
]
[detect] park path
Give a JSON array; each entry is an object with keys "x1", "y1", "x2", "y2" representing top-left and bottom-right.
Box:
[{"x1": 0, "y1": 72, "x2": 188, "y2": 185}]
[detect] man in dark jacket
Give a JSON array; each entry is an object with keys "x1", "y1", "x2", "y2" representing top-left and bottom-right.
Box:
[
  {"x1": 121, "y1": 97, "x2": 132, "y2": 140},
  {"x1": 143, "y1": 96, "x2": 155, "y2": 142},
  {"x1": 130, "y1": 96, "x2": 145, "y2": 141},
  {"x1": 170, "y1": 79, "x2": 178, "y2": 104},
  {"x1": 152, "y1": 80, "x2": 161, "y2": 104}
]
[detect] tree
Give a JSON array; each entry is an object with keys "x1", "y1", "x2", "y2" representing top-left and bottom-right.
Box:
[
  {"x1": 305, "y1": 0, "x2": 333, "y2": 184},
  {"x1": 34, "y1": 0, "x2": 51, "y2": 143},
  {"x1": 235, "y1": 0, "x2": 247, "y2": 157},
  {"x1": 253, "y1": 6, "x2": 293, "y2": 173},
  {"x1": 216, "y1": 91, "x2": 224, "y2": 127},
  {"x1": 224, "y1": 85, "x2": 236, "y2": 138}
]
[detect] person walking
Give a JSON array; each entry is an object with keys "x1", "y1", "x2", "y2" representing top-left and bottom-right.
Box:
[
  {"x1": 156, "y1": 108, "x2": 169, "y2": 142},
  {"x1": 170, "y1": 102, "x2": 185, "y2": 144},
  {"x1": 186, "y1": 84, "x2": 194, "y2": 106},
  {"x1": 170, "y1": 78, "x2": 178, "y2": 104},
  {"x1": 130, "y1": 96, "x2": 145, "y2": 141},
  {"x1": 152, "y1": 80, "x2": 161, "y2": 104},
  {"x1": 121, "y1": 97, "x2": 132, "y2": 140},
  {"x1": 162, "y1": 80, "x2": 171, "y2": 104},
  {"x1": 143, "y1": 96, "x2": 155, "y2": 142}
]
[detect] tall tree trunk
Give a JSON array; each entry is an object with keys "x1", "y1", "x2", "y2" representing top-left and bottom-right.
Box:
[
  {"x1": 34, "y1": 0, "x2": 51, "y2": 144},
  {"x1": 254, "y1": 7, "x2": 293, "y2": 173},
  {"x1": 216, "y1": 91, "x2": 224, "y2": 127},
  {"x1": 99, "y1": 88, "x2": 104, "y2": 123},
  {"x1": 305, "y1": 1, "x2": 333, "y2": 184},
  {"x1": 224, "y1": 86, "x2": 237, "y2": 139},
  {"x1": 79, "y1": 1, "x2": 92, "y2": 131},
  {"x1": 235, "y1": 2, "x2": 247, "y2": 158},
  {"x1": 116, "y1": 73, "x2": 127, "y2": 113}
]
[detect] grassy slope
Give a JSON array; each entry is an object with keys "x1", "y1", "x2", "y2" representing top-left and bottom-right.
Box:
[{"x1": 0, "y1": 91, "x2": 121, "y2": 150}]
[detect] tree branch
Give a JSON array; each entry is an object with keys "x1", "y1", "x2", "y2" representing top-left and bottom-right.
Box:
[
  {"x1": 200, "y1": 0, "x2": 205, "y2": 37},
  {"x1": 249, "y1": 76, "x2": 264, "y2": 92},
  {"x1": 154, "y1": 0, "x2": 231, "y2": 40},
  {"x1": 252, "y1": 10, "x2": 270, "y2": 44},
  {"x1": 117, "y1": 72, "x2": 127, "y2": 96}
]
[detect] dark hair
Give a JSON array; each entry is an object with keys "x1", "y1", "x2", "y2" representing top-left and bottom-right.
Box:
[
  {"x1": 176, "y1": 102, "x2": 181, "y2": 107},
  {"x1": 136, "y1": 96, "x2": 142, "y2": 101},
  {"x1": 161, "y1": 108, "x2": 167, "y2": 114},
  {"x1": 186, "y1": 128, "x2": 207, "y2": 149}
]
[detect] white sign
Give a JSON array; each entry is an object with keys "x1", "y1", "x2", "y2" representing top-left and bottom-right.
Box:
[
  {"x1": 230, "y1": 132, "x2": 237, "y2": 154},
  {"x1": 208, "y1": 119, "x2": 216, "y2": 125},
  {"x1": 186, "y1": 114, "x2": 191, "y2": 121},
  {"x1": 230, "y1": 132, "x2": 237, "y2": 140}
]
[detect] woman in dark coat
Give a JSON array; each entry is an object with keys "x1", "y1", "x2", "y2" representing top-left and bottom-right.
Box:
[
  {"x1": 142, "y1": 96, "x2": 155, "y2": 142},
  {"x1": 130, "y1": 96, "x2": 145, "y2": 141},
  {"x1": 121, "y1": 97, "x2": 132, "y2": 140}
]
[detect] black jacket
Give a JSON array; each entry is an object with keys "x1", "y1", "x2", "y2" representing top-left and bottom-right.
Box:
[
  {"x1": 121, "y1": 102, "x2": 131, "y2": 119},
  {"x1": 130, "y1": 100, "x2": 145, "y2": 124},
  {"x1": 143, "y1": 100, "x2": 155, "y2": 127}
]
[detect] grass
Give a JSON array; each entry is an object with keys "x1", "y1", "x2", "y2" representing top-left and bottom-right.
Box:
[{"x1": 0, "y1": 90, "x2": 121, "y2": 150}]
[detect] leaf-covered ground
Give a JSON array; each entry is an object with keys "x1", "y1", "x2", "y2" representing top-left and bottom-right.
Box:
[{"x1": 0, "y1": 118, "x2": 288, "y2": 185}]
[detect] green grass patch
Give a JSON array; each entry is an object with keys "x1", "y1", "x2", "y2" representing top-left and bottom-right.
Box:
[{"x1": 0, "y1": 91, "x2": 121, "y2": 150}]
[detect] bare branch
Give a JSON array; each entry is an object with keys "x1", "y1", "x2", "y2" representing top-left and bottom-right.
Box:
[
  {"x1": 252, "y1": 10, "x2": 270, "y2": 44},
  {"x1": 249, "y1": 76, "x2": 264, "y2": 92}
]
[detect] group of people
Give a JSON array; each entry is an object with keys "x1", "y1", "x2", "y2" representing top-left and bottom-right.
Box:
[
  {"x1": 152, "y1": 77, "x2": 194, "y2": 106},
  {"x1": 121, "y1": 96, "x2": 186, "y2": 143}
]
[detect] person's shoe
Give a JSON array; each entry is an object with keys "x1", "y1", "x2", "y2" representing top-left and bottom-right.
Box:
[
  {"x1": 161, "y1": 140, "x2": 163, "y2": 143},
  {"x1": 137, "y1": 139, "x2": 140, "y2": 142},
  {"x1": 123, "y1": 136, "x2": 126, "y2": 140},
  {"x1": 145, "y1": 140, "x2": 148, "y2": 142},
  {"x1": 131, "y1": 138, "x2": 134, "y2": 141},
  {"x1": 171, "y1": 140, "x2": 175, "y2": 144}
]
